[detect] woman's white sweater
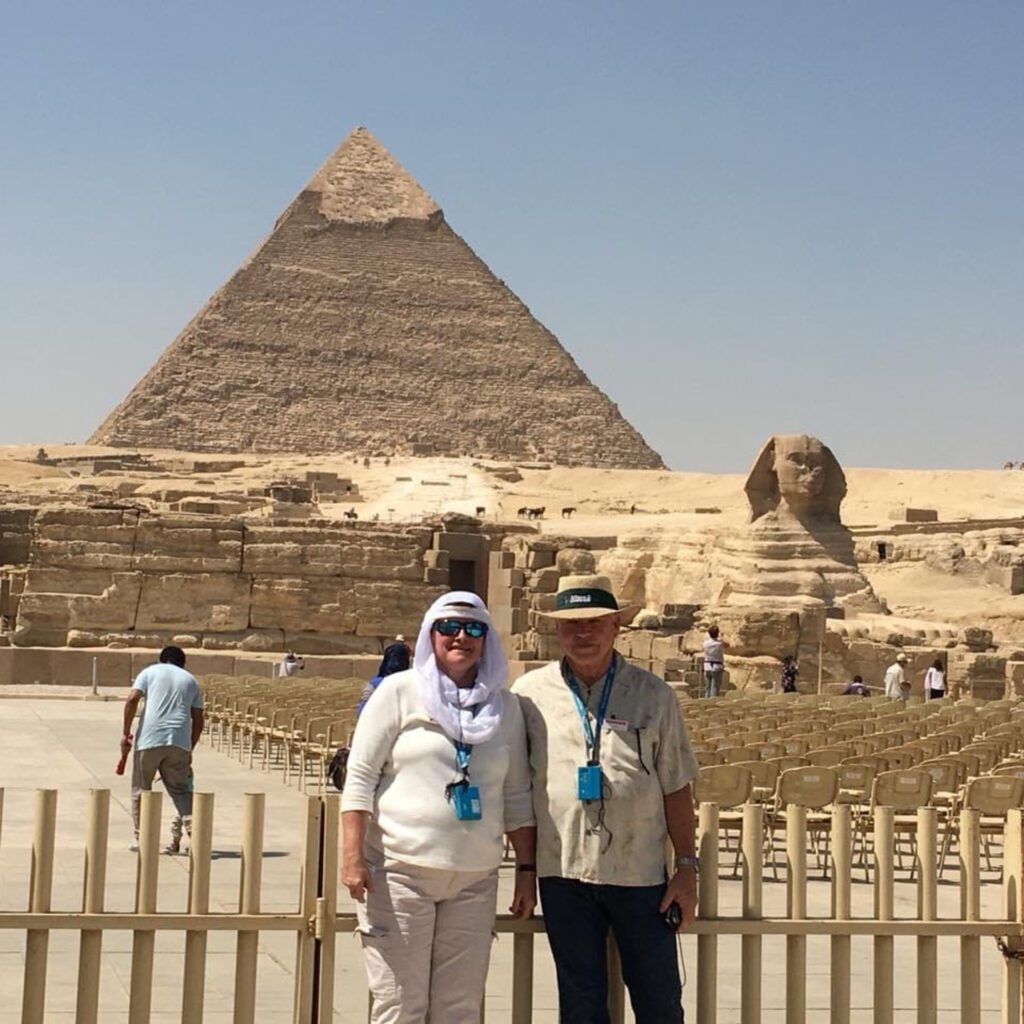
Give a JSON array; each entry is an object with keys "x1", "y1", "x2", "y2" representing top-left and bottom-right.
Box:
[{"x1": 341, "y1": 669, "x2": 534, "y2": 871}]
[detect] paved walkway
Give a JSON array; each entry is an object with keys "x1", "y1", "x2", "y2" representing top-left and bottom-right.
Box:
[{"x1": 0, "y1": 698, "x2": 1014, "y2": 1021}]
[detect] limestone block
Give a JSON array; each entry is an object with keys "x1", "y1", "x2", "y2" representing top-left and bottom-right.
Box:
[
  {"x1": 250, "y1": 577, "x2": 356, "y2": 633},
  {"x1": 423, "y1": 568, "x2": 448, "y2": 585},
  {"x1": 354, "y1": 582, "x2": 447, "y2": 638},
  {"x1": 960, "y1": 627, "x2": 994, "y2": 652},
  {"x1": 660, "y1": 604, "x2": 698, "y2": 631},
  {"x1": 652, "y1": 635, "x2": 684, "y2": 661},
  {"x1": 496, "y1": 550, "x2": 515, "y2": 570},
  {"x1": 500, "y1": 568, "x2": 525, "y2": 588},
  {"x1": 31, "y1": 508, "x2": 138, "y2": 570},
  {"x1": 556, "y1": 548, "x2": 597, "y2": 574},
  {"x1": 68, "y1": 572, "x2": 143, "y2": 631},
  {"x1": 535, "y1": 634, "x2": 563, "y2": 660},
  {"x1": 424, "y1": 549, "x2": 450, "y2": 570},
  {"x1": 526, "y1": 549, "x2": 555, "y2": 570},
  {"x1": 626, "y1": 632, "x2": 656, "y2": 661},
  {"x1": 280, "y1": 635, "x2": 381, "y2": 656},
  {"x1": 708, "y1": 609, "x2": 801, "y2": 659},
  {"x1": 532, "y1": 567, "x2": 560, "y2": 593},
  {"x1": 530, "y1": 593, "x2": 557, "y2": 613},
  {"x1": 136, "y1": 573, "x2": 251, "y2": 632},
  {"x1": 24, "y1": 567, "x2": 118, "y2": 596},
  {"x1": 54, "y1": 649, "x2": 136, "y2": 687},
  {"x1": 133, "y1": 517, "x2": 243, "y2": 573},
  {"x1": 184, "y1": 652, "x2": 238, "y2": 676}
]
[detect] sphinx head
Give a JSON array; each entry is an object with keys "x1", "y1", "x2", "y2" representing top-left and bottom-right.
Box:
[{"x1": 745, "y1": 434, "x2": 846, "y2": 523}]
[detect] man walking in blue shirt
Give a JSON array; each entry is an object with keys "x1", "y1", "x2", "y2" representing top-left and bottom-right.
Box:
[{"x1": 121, "y1": 646, "x2": 204, "y2": 853}]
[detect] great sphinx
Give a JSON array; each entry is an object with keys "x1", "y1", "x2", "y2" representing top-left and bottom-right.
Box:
[{"x1": 709, "y1": 434, "x2": 882, "y2": 612}]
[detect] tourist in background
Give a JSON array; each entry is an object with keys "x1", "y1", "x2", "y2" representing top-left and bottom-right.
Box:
[
  {"x1": 842, "y1": 675, "x2": 870, "y2": 697},
  {"x1": 702, "y1": 624, "x2": 727, "y2": 697},
  {"x1": 779, "y1": 655, "x2": 799, "y2": 694},
  {"x1": 356, "y1": 639, "x2": 412, "y2": 717},
  {"x1": 120, "y1": 645, "x2": 204, "y2": 853},
  {"x1": 341, "y1": 592, "x2": 535, "y2": 1024},
  {"x1": 924, "y1": 658, "x2": 946, "y2": 700},
  {"x1": 884, "y1": 652, "x2": 910, "y2": 700},
  {"x1": 279, "y1": 650, "x2": 305, "y2": 677}
]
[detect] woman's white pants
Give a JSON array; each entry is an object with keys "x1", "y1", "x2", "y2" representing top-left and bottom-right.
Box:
[{"x1": 356, "y1": 862, "x2": 499, "y2": 1024}]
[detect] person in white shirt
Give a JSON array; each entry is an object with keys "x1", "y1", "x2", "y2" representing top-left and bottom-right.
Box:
[
  {"x1": 924, "y1": 659, "x2": 946, "y2": 700},
  {"x1": 341, "y1": 592, "x2": 536, "y2": 1024},
  {"x1": 883, "y1": 653, "x2": 909, "y2": 700},
  {"x1": 702, "y1": 624, "x2": 726, "y2": 697}
]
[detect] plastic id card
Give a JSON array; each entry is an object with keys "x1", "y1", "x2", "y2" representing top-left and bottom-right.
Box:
[
  {"x1": 577, "y1": 763, "x2": 602, "y2": 801},
  {"x1": 452, "y1": 784, "x2": 482, "y2": 821}
]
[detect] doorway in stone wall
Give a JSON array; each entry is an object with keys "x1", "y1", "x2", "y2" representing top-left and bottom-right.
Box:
[{"x1": 449, "y1": 558, "x2": 479, "y2": 595}]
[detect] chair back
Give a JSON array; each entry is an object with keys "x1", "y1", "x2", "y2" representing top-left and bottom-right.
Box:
[
  {"x1": 806, "y1": 747, "x2": 845, "y2": 768},
  {"x1": 777, "y1": 766, "x2": 839, "y2": 810},
  {"x1": 963, "y1": 775, "x2": 1024, "y2": 816},
  {"x1": 871, "y1": 769, "x2": 933, "y2": 811},
  {"x1": 919, "y1": 760, "x2": 958, "y2": 794},
  {"x1": 694, "y1": 764, "x2": 753, "y2": 808},
  {"x1": 736, "y1": 759, "x2": 780, "y2": 795},
  {"x1": 719, "y1": 745, "x2": 762, "y2": 764},
  {"x1": 837, "y1": 762, "x2": 876, "y2": 800}
]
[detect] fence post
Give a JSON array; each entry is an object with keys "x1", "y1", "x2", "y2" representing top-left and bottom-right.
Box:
[
  {"x1": 318, "y1": 796, "x2": 339, "y2": 1024},
  {"x1": 76, "y1": 788, "x2": 110, "y2": 1024},
  {"x1": 129, "y1": 790, "x2": 161, "y2": 1024},
  {"x1": 960, "y1": 808, "x2": 981, "y2": 1024},
  {"x1": 741, "y1": 803, "x2": 763, "y2": 1023},
  {"x1": 873, "y1": 806, "x2": 894, "y2": 1023},
  {"x1": 183, "y1": 792, "x2": 215, "y2": 1024},
  {"x1": 786, "y1": 804, "x2": 808, "y2": 1022},
  {"x1": 1003, "y1": 808, "x2": 1022, "y2": 1024},
  {"x1": 294, "y1": 796, "x2": 323, "y2": 1024},
  {"x1": 235, "y1": 792, "x2": 265, "y2": 1023},
  {"x1": 830, "y1": 803, "x2": 851, "y2": 1024},
  {"x1": 697, "y1": 802, "x2": 719, "y2": 1023},
  {"x1": 21, "y1": 789, "x2": 57, "y2": 1024},
  {"x1": 916, "y1": 806, "x2": 937, "y2": 1024}
]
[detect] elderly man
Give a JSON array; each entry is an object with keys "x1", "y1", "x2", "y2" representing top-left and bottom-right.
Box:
[
  {"x1": 883, "y1": 652, "x2": 910, "y2": 701},
  {"x1": 513, "y1": 575, "x2": 699, "y2": 1023}
]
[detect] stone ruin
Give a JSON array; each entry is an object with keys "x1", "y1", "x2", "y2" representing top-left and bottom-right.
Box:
[{"x1": 89, "y1": 127, "x2": 663, "y2": 470}]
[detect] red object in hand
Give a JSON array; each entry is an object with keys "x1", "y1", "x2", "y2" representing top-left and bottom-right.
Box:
[{"x1": 116, "y1": 735, "x2": 132, "y2": 776}]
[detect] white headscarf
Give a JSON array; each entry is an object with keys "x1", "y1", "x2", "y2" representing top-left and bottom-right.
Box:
[{"x1": 414, "y1": 591, "x2": 507, "y2": 745}]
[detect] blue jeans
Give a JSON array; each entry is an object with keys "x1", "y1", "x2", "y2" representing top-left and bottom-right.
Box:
[
  {"x1": 539, "y1": 876, "x2": 683, "y2": 1024},
  {"x1": 703, "y1": 666, "x2": 723, "y2": 697}
]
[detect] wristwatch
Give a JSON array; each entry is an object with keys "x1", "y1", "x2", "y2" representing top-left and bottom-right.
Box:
[{"x1": 675, "y1": 854, "x2": 700, "y2": 873}]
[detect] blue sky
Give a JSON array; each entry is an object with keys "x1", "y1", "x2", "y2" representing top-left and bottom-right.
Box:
[{"x1": 1, "y1": 2, "x2": 1021, "y2": 471}]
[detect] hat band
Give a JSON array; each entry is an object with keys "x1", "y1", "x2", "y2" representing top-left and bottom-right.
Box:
[{"x1": 555, "y1": 588, "x2": 619, "y2": 614}]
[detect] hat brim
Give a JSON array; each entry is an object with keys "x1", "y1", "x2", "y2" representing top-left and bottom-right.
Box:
[{"x1": 542, "y1": 604, "x2": 641, "y2": 621}]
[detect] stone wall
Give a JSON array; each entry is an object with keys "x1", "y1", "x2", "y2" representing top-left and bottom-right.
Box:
[{"x1": 8, "y1": 508, "x2": 448, "y2": 653}]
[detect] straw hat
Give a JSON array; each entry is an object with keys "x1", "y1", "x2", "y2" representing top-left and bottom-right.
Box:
[{"x1": 544, "y1": 574, "x2": 640, "y2": 621}]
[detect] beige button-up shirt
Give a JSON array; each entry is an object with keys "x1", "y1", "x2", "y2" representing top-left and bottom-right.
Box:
[{"x1": 513, "y1": 654, "x2": 699, "y2": 887}]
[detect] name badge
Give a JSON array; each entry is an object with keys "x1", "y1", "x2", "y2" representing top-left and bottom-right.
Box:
[
  {"x1": 604, "y1": 717, "x2": 629, "y2": 732},
  {"x1": 452, "y1": 784, "x2": 482, "y2": 821},
  {"x1": 577, "y1": 763, "x2": 603, "y2": 801}
]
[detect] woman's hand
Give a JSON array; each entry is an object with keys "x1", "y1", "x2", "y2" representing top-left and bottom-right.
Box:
[
  {"x1": 341, "y1": 857, "x2": 374, "y2": 902},
  {"x1": 509, "y1": 870, "x2": 536, "y2": 919}
]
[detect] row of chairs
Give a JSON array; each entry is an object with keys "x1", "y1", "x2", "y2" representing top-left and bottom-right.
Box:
[
  {"x1": 204, "y1": 674, "x2": 365, "y2": 792},
  {"x1": 696, "y1": 758, "x2": 1024, "y2": 881}
]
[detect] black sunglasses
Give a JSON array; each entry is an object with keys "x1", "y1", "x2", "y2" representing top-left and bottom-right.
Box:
[{"x1": 433, "y1": 619, "x2": 488, "y2": 639}]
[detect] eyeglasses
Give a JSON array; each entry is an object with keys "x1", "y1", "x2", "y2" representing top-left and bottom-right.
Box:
[{"x1": 433, "y1": 619, "x2": 489, "y2": 639}]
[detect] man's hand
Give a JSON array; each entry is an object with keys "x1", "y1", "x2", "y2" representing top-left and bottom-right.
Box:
[
  {"x1": 120, "y1": 735, "x2": 133, "y2": 756},
  {"x1": 509, "y1": 871, "x2": 537, "y2": 919},
  {"x1": 341, "y1": 857, "x2": 374, "y2": 903},
  {"x1": 659, "y1": 868, "x2": 697, "y2": 932}
]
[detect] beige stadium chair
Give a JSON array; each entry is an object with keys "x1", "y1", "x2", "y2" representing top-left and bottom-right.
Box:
[
  {"x1": 719, "y1": 745, "x2": 763, "y2": 764},
  {"x1": 836, "y1": 761, "x2": 876, "y2": 813},
  {"x1": 805, "y1": 747, "x2": 846, "y2": 768},
  {"x1": 939, "y1": 774, "x2": 1024, "y2": 876},
  {"x1": 694, "y1": 764, "x2": 753, "y2": 865},
  {"x1": 766, "y1": 766, "x2": 839, "y2": 880},
  {"x1": 860, "y1": 769, "x2": 934, "y2": 879}
]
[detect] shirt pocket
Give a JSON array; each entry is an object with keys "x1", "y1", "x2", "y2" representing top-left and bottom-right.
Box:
[{"x1": 601, "y1": 726, "x2": 654, "y2": 794}]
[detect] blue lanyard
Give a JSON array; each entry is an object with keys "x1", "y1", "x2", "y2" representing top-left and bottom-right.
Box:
[
  {"x1": 564, "y1": 657, "x2": 616, "y2": 763},
  {"x1": 454, "y1": 740, "x2": 472, "y2": 778}
]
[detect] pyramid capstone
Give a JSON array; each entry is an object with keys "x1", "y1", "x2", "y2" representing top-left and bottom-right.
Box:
[{"x1": 89, "y1": 127, "x2": 665, "y2": 468}]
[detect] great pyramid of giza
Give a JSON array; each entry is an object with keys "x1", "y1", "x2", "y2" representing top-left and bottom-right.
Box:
[{"x1": 90, "y1": 128, "x2": 665, "y2": 468}]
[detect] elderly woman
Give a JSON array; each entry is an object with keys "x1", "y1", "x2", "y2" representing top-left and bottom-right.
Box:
[{"x1": 341, "y1": 592, "x2": 536, "y2": 1024}]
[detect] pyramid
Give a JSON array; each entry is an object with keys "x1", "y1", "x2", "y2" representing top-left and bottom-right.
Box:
[{"x1": 90, "y1": 128, "x2": 665, "y2": 469}]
